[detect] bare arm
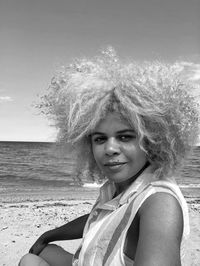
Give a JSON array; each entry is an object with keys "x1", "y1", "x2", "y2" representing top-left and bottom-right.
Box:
[
  {"x1": 42, "y1": 213, "x2": 89, "y2": 242},
  {"x1": 29, "y1": 213, "x2": 89, "y2": 255},
  {"x1": 134, "y1": 193, "x2": 183, "y2": 266}
]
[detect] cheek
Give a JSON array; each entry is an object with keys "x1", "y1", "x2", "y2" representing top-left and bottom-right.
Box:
[
  {"x1": 124, "y1": 144, "x2": 146, "y2": 161},
  {"x1": 122, "y1": 144, "x2": 137, "y2": 157},
  {"x1": 136, "y1": 149, "x2": 147, "y2": 164},
  {"x1": 91, "y1": 144, "x2": 103, "y2": 165}
]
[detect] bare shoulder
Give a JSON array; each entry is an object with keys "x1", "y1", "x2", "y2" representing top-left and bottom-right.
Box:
[
  {"x1": 139, "y1": 192, "x2": 184, "y2": 242},
  {"x1": 139, "y1": 192, "x2": 183, "y2": 234},
  {"x1": 134, "y1": 192, "x2": 183, "y2": 266}
]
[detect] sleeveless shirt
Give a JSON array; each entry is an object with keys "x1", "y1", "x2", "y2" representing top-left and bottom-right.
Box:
[{"x1": 72, "y1": 166, "x2": 190, "y2": 266}]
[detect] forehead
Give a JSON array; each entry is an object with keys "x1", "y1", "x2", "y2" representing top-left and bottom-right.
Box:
[{"x1": 93, "y1": 113, "x2": 132, "y2": 132}]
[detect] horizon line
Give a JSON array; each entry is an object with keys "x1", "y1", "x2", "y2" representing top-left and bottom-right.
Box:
[{"x1": 0, "y1": 140, "x2": 199, "y2": 147}]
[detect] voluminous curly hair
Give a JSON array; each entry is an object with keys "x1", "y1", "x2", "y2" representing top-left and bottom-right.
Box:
[{"x1": 38, "y1": 47, "x2": 200, "y2": 180}]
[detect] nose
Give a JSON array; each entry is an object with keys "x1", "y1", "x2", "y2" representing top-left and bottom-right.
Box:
[{"x1": 105, "y1": 137, "x2": 120, "y2": 156}]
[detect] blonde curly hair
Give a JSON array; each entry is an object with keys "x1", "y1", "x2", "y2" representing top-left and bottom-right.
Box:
[{"x1": 38, "y1": 47, "x2": 200, "y2": 180}]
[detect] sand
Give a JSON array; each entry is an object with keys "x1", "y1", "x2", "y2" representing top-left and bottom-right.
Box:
[{"x1": 1, "y1": 196, "x2": 200, "y2": 266}]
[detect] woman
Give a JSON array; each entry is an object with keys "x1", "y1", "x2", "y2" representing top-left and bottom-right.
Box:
[{"x1": 19, "y1": 47, "x2": 199, "y2": 266}]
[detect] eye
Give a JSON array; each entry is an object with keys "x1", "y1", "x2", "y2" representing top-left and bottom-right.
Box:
[
  {"x1": 118, "y1": 135, "x2": 136, "y2": 142},
  {"x1": 92, "y1": 136, "x2": 107, "y2": 144}
]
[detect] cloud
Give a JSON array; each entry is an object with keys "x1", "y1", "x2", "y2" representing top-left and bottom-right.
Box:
[
  {"x1": 0, "y1": 96, "x2": 13, "y2": 103},
  {"x1": 174, "y1": 62, "x2": 200, "y2": 84}
]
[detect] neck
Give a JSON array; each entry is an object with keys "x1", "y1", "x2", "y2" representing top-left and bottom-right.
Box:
[{"x1": 114, "y1": 161, "x2": 150, "y2": 196}]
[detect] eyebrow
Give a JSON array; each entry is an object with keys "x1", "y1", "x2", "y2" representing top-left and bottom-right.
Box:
[{"x1": 91, "y1": 129, "x2": 136, "y2": 136}]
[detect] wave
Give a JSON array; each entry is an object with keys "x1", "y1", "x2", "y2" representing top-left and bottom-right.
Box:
[
  {"x1": 179, "y1": 184, "x2": 200, "y2": 188},
  {"x1": 83, "y1": 182, "x2": 102, "y2": 188}
]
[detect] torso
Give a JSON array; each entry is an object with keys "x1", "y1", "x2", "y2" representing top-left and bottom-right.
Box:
[
  {"x1": 73, "y1": 172, "x2": 190, "y2": 266},
  {"x1": 124, "y1": 212, "x2": 139, "y2": 261}
]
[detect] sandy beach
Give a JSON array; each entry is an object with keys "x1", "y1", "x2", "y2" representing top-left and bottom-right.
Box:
[{"x1": 1, "y1": 190, "x2": 200, "y2": 266}]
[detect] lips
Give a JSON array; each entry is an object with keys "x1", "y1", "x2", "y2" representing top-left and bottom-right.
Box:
[
  {"x1": 103, "y1": 162, "x2": 127, "y2": 172},
  {"x1": 104, "y1": 162, "x2": 126, "y2": 166},
  {"x1": 104, "y1": 162, "x2": 126, "y2": 172}
]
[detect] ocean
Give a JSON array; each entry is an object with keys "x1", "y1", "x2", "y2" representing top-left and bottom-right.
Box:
[{"x1": 0, "y1": 141, "x2": 200, "y2": 201}]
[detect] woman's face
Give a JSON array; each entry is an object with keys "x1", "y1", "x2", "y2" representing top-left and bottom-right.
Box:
[{"x1": 91, "y1": 113, "x2": 147, "y2": 185}]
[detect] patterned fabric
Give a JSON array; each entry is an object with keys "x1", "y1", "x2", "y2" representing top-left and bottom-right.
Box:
[{"x1": 72, "y1": 166, "x2": 190, "y2": 266}]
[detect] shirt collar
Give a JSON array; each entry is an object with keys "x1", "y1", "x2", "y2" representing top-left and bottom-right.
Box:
[{"x1": 96, "y1": 165, "x2": 159, "y2": 211}]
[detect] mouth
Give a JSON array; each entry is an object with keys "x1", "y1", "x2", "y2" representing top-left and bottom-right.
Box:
[
  {"x1": 104, "y1": 162, "x2": 127, "y2": 170},
  {"x1": 104, "y1": 162, "x2": 126, "y2": 166}
]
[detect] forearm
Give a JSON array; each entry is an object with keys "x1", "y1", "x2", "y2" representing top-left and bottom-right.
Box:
[{"x1": 42, "y1": 213, "x2": 89, "y2": 243}]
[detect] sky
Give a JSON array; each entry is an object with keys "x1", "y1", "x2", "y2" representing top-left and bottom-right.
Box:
[{"x1": 0, "y1": 0, "x2": 200, "y2": 142}]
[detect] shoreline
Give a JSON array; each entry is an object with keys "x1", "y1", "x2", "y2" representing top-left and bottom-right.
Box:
[{"x1": 0, "y1": 185, "x2": 200, "y2": 204}]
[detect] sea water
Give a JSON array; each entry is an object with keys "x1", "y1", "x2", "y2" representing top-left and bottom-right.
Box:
[{"x1": 0, "y1": 141, "x2": 199, "y2": 198}]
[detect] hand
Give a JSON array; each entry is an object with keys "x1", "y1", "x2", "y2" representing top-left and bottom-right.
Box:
[{"x1": 29, "y1": 235, "x2": 48, "y2": 255}]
